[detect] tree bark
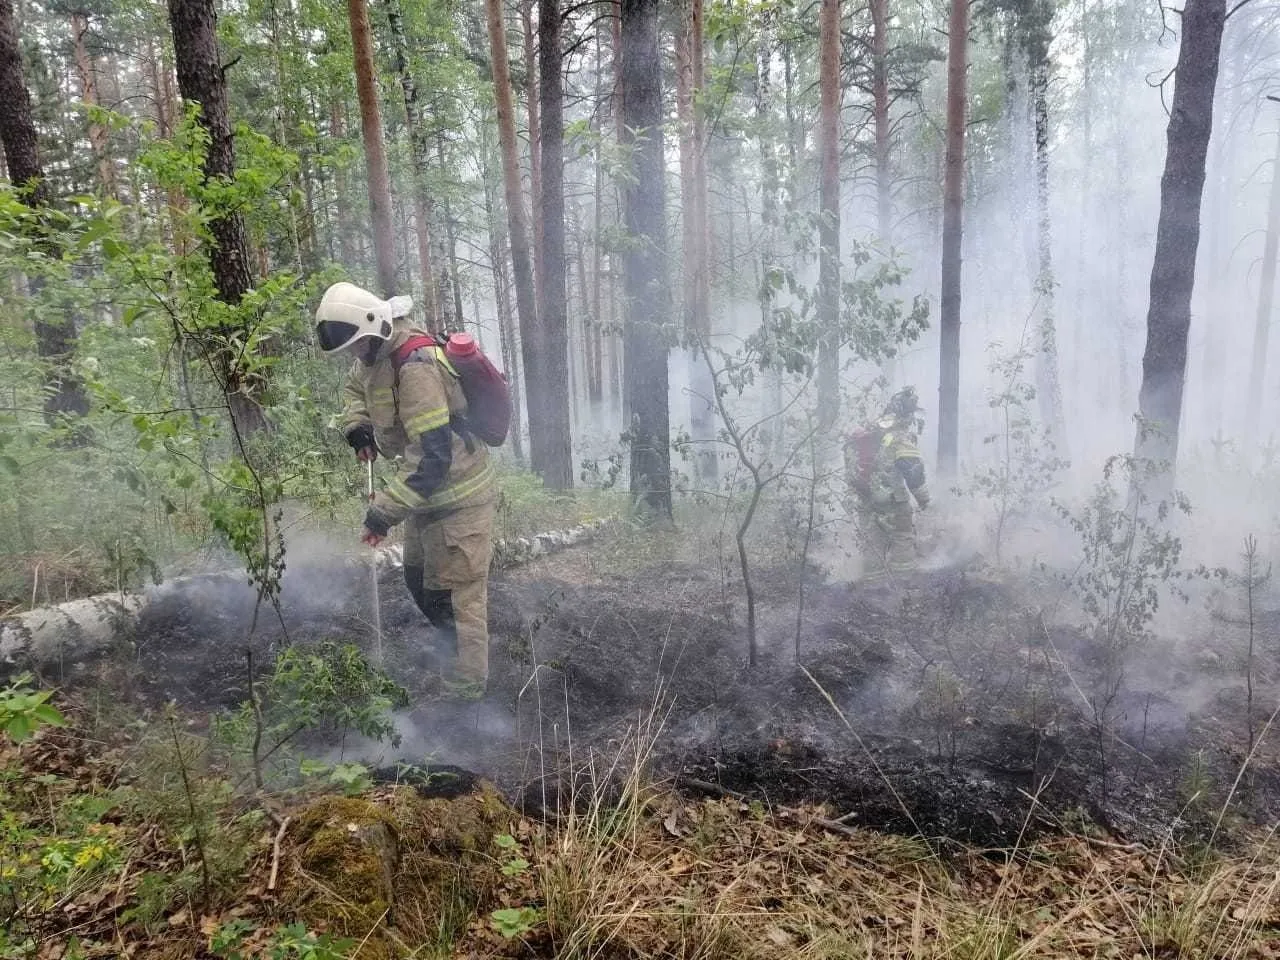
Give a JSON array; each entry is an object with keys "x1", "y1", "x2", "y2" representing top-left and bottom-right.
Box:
[
  {"x1": 937, "y1": 0, "x2": 969, "y2": 477},
  {"x1": 757, "y1": 10, "x2": 784, "y2": 461},
  {"x1": 70, "y1": 11, "x2": 114, "y2": 198},
  {"x1": 534, "y1": 0, "x2": 573, "y2": 488},
  {"x1": 1030, "y1": 46, "x2": 1066, "y2": 455},
  {"x1": 486, "y1": 0, "x2": 540, "y2": 458},
  {"x1": 1135, "y1": 0, "x2": 1225, "y2": 483},
  {"x1": 1245, "y1": 115, "x2": 1280, "y2": 447},
  {"x1": 817, "y1": 0, "x2": 841, "y2": 428},
  {"x1": 870, "y1": 0, "x2": 891, "y2": 244},
  {"x1": 167, "y1": 0, "x2": 265, "y2": 435},
  {"x1": 609, "y1": 0, "x2": 624, "y2": 417},
  {"x1": 677, "y1": 0, "x2": 716, "y2": 483},
  {"x1": 521, "y1": 0, "x2": 542, "y2": 305},
  {"x1": 0, "y1": 0, "x2": 90, "y2": 423},
  {"x1": 384, "y1": 0, "x2": 439, "y2": 328},
  {"x1": 588, "y1": 28, "x2": 605, "y2": 409},
  {"x1": 482, "y1": 130, "x2": 526, "y2": 462},
  {"x1": 345, "y1": 0, "x2": 398, "y2": 298},
  {"x1": 621, "y1": 0, "x2": 671, "y2": 518}
]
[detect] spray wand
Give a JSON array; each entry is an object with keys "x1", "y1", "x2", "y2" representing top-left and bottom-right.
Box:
[{"x1": 366, "y1": 459, "x2": 383, "y2": 664}]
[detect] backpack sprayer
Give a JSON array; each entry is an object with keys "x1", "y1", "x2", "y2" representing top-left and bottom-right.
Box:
[{"x1": 366, "y1": 459, "x2": 383, "y2": 664}]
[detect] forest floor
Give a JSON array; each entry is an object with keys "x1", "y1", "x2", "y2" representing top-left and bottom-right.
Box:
[{"x1": 7, "y1": 512, "x2": 1280, "y2": 956}]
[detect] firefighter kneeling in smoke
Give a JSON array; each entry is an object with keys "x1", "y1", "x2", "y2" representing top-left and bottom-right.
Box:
[
  {"x1": 844, "y1": 387, "x2": 931, "y2": 581},
  {"x1": 315, "y1": 282, "x2": 504, "y2": 700}
]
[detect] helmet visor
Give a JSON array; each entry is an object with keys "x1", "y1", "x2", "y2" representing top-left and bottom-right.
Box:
[{"x1": 316, "y1": 320, "x2": 362, "y2": 353}]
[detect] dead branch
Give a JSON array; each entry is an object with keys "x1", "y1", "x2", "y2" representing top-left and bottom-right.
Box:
[{"x1": 267, "y1": 815, "x2": 291, "y2": 891}]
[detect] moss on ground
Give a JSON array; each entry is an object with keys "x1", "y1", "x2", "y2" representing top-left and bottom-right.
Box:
[{"x1": 287, "y1": 782, "x2": 513, "y2": 957}]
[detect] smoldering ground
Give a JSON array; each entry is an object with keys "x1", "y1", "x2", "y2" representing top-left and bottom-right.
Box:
[{"x1": 72, "y1": 512, "x2": 1280, "y2": 852}]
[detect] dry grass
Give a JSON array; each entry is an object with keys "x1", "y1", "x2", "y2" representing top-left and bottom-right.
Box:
[{"x1": 519, "y1": 788, "x2": 1280, "y2": 959}]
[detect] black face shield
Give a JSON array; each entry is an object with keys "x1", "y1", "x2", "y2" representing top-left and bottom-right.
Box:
[{"x1": 316, "y1": 319, "x2": 362, "y2": 354}]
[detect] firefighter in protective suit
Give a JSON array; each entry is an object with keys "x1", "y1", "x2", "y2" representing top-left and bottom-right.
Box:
[
  {"x1": 315, "y1": 282, "x2": 496, "y2": 698},
  {"x1": 844, "y1": 387, "x2": 931, "y2": 581}
]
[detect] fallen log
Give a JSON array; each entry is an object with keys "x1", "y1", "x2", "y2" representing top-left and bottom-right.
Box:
[{"x1": 1, "y1": 518, "x2": 616, "y2": 675}]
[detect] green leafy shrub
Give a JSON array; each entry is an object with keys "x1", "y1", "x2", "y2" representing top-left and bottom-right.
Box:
[{"x1": 0, "y1": 676, "x2": 66, "y2": 743}]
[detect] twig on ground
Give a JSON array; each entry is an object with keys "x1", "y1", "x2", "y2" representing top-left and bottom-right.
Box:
[
  {"x1": 1076, "y1": 834, "x2": 1148, "y2": 854},
  {"x1": 268, "y1": 815, "x2": 291, "y2": 891},
  {"x1": 679, "y1": 777, "x2": 863, "y2": 839}
]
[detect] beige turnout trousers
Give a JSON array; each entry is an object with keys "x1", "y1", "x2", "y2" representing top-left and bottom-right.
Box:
[{"x1": 402, "y1": 499, "x2": 496, "y2": 684}]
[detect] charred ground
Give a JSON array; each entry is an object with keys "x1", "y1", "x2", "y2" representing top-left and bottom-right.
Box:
[{"x1": 85, "y1": 531, "x2": 1280, "y2": 852}]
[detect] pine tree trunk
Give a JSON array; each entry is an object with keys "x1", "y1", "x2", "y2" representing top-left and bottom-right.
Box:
[
  {"x1": 0, "y1": 0, "x2": 90, "y2": 423},
  {"x1": 167, "y1": 0, "x2": 266, "y2": 435},
  {"x1": 621, "y1": 0, "x2": 671, "y2": 518},
  {"x1": 345, "y1": 0, "x2": 398, "y2": 297},
  {"x1": 1135, "y1": 0, "x2": 1226, "y2": 483},
  {"x1": 329, "y1": 99, "x2": 356, "y2": 268},
  {"x1": 70, "y1": 11, "x2": 114, "y2": 198},
  {"x1": 482, "y1": 135, "x2": 526, "y2": 462},
  {"x1": 816, "y1": 0, "x2": 841, "y2": 428},
  {"x1": 676, "y1": 0, "x2": 716, "y2": 483},
  {"x1": 608, "y1": 0, "x2": 624, "y2": 417},
  {"x1": 1245, "y1": 114, "x2": 1280, "y2": 447},
  {"x1": 384, "y1": 0, "x2": 439, "y2": 328},
  {"x1": 532, "y1": 0, "x2": 573, "y2": 487},
  {"x1": 485, "y1": 0, "x2": 540, "y2": 461},
  {"x1": 1030, "y1": 54, "x2": 1066, "y2": 454},
  {"x1": 870, "y1": 0, "x2": 891, "y2": 243},
  {"x1": 436, "y1": 132, "x2": 465, "y2": 330},
  {"x1": 521, "y1": 0, "x2": 542, "y2": 305},
  {"x1": 756, "y1": 10, "x2": 783, "y2": 460},
  {"x1": 588, "y1": 30, "x2": 605, "y2": 410},
  {"x1": 937, "y1": 0, "x2": 969, "y2": 477}
]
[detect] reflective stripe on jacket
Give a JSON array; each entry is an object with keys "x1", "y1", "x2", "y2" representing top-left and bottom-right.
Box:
[{"x1": 340, "y1": 320, "x2": 495, "y2": 526}]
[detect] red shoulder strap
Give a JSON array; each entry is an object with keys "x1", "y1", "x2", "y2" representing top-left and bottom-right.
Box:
[{"x1": 392, "y1": 334, "x2": 436, "y2": 369}]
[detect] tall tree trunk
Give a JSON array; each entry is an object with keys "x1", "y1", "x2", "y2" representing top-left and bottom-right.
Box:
[
  {"x1": 870, "y1": 0, "x2": 891, "y2": 243},
  {"x1": 482, "y1": 133, "x2": 526, "y2": 462},
  {"x1": 575, "y1": 226, "x2": 597, "y2": 413},
  {"x1": 817, "y1": 0, "x2": 841, "y2": 427},
  {"x1": 70, "y1": 11, "x2": 114, "y2": 198},
  {"x1": 521, "y1": 0, "x2": 542, "y2": 305},
  {"x1": 436, "y1": 131, "x2": 464, "y2": 329},
  {"x1": 937, "y1": 0, "x2": 969, "y2": 477},
  {"x1": 1135, "y1": 0, "x2": 1225, "y2": 484},
  {"x1": 609, "y1": 0, "x2": 624, "y2": 418},
  {"x1": 1030, "y1": 48, "x2": 1066, "y2": 454},
  {"x1": 432, "y1": 133, "x2": 457, "y2": 330},
  {"x1": 533, "y1": 0, "x2": 573, "y2": 488},
  {"x1": 345, "y1": 0, "x2": 398, "y2": 297},
  {"x1": 1245, "y1": 113, "x2": 1280, "y2": 447},
  {"x1": 621, "y1": 0, "x2": 671, "y2": 518},
  {"x1": 677, "y1": 0, "x2": 716, "y2": 483},
  {"x1": 266, "y1": 0, "x2": 306, "y2": 275},
  {"x1": 0, "y1": 0, "x2": 89, "y2": 423},
  {"x1": 588, "y1": 28, "x2": 605, "y2": 410},
  {"x1": 384, "y1": 0, "x2": 439, "y2": 327},
  {"x1": 485, "y1": 0, "x2": 540, "y2": 460},
  {"x1": 330, "y1": 98, "x2": 356, "y2": 268},
  {"x1": 167, "y1": 0, "x2": 265, "y2": 434},
  {"x1": 756, "y1": 9, "x2": 783, "y2": 459}
]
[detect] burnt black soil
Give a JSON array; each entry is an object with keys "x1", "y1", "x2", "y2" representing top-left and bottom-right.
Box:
[{"x1": 99, "y1": 549, "x2": 1280, "y2": 850}]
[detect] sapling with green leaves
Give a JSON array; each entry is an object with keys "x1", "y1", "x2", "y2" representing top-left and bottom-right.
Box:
[
  {"x1": 0, "y1": 674, "x2": 66, "y2": 743},
  {"x1": 955, "y1": 336, "x2": 1068, "y2": 564},
  {"x1": 217, "y1": 642, "x2": 408, "y2": 788},
  {"x1": 1055, "y1": 448, "x2": 1208, "y2": 805},
  {"x1": 694, "y1": 242, "x2": 928, "y2": 665}
]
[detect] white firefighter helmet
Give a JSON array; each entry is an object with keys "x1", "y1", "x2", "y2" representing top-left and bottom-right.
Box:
[{"x1": 314, "y1": 282, "x2": 414, "y2": 354}]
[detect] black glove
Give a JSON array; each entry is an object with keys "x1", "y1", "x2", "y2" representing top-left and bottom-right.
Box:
[
  {"x1": 362, "y1": 507, "x2": 391, "y2": 537},
  {"x1": 345, "y1": 424, "x2": 378, "y2": 462}
]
